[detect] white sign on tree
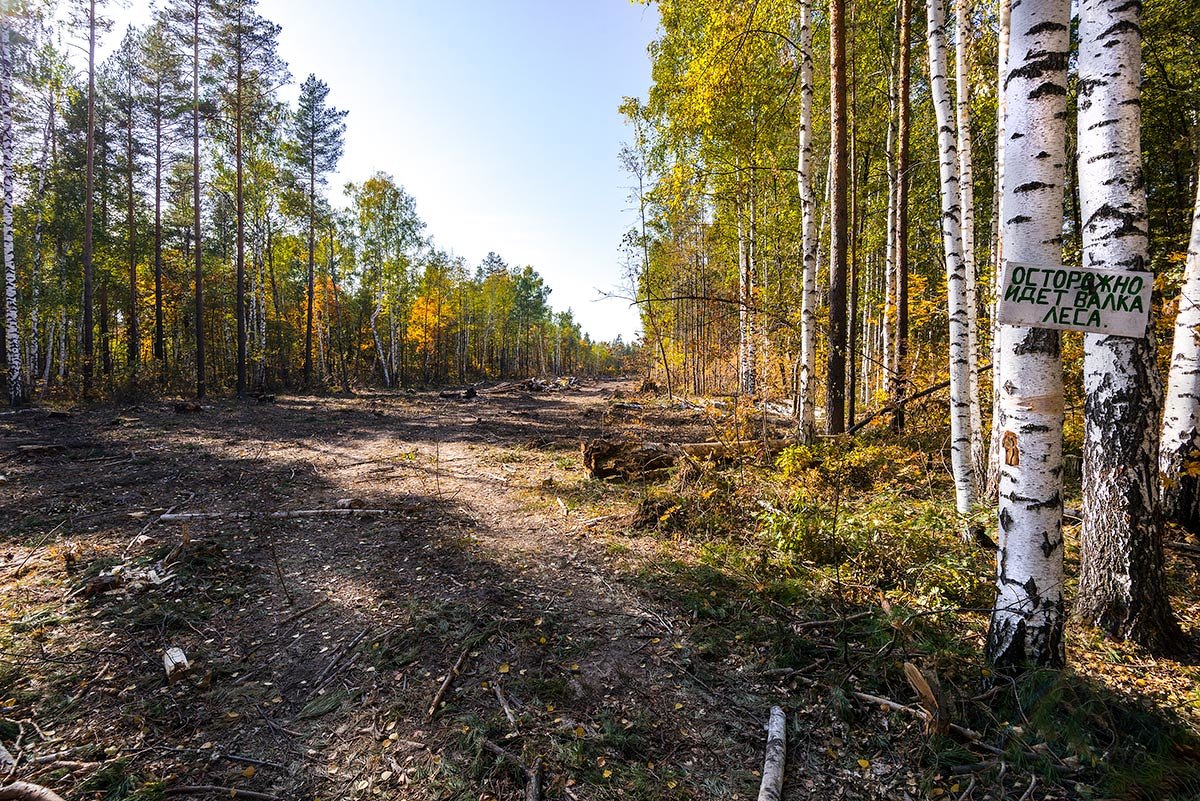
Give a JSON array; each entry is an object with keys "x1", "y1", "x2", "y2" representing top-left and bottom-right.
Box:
[{"x1": 996, "y1": 261, "x2": 1152, "y2": 337}]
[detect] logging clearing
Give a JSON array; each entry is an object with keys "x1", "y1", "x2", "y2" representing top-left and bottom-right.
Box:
[{"x1": 2, "y1": 380, "x2": 1199, "y2": 800}]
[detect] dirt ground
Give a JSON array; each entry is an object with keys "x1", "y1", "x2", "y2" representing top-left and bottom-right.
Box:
[{"x1": 0, "y1": 380, "x2": 1109, "y2": 800}]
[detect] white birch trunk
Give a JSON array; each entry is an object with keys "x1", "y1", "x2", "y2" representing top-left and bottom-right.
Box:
[
  {"x1": 1160, "y1": 137, "x2": 1200, "y2": 530},
  {"x1": 926, "y1": 0, "x2": 974, "y2": 515},
  {"x1": 1, "y1": 19, "x2": 22, "y2": 406},
  {"x1": 797, "y1": 0, "x2": 818, "y2": 439},
  {"x1": 985, "y1": 0, "x2": 1069, "y2": 670},
  {"x1": 1076, "y1": 0, "x2": 1178, "y2": 648},
  {"x1": 883, "y1": 67, "x2": 898, "y2": 406},
  {"x1": 955, "y1": 0, "x2": 984, "y2": 493},
  {"x1": 371, "y1": 276, "x2": 390, "y2": 387},
  {"x1": 737, "y1": 195, "x2": 756, "y2": 395},
  {"x1": 986, "y1": 0, "x2": 1011, "y2": 500}
]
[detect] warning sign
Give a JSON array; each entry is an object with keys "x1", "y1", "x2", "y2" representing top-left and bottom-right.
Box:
[{"x1": 996, "y1": 261, "x2": 1152, "y2": 337}]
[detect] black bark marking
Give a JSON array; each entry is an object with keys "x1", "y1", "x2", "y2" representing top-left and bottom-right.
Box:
[
  {"x1": 1007, "y1": 214, "x2": 1033, "y2": 225},
  {"x1": 1029, "y1": 490, "x2": 1062, "y2": 512},
  {"x1": 1016, "y1": 181, "x2": 1054, "y2": 193},
  {"x1": 1029, "y1": 81, "x2": 1067, "y2": 99},
  {"x1": 1013, "y1": 328, "x2": 1060, "y2": 356},
  {"x1": 1006, "y1": 51, "x2": 1068, "y2": 88},
  {"x1": 1096, "y1": 20, "x2": 1141, "y2": 41},
  {"x1": 1027, "y1": 21, "x2": 1068, "y2": 35},
  {"x1": 999, "y1": 507, "x2": 1014, "y2": 532}
]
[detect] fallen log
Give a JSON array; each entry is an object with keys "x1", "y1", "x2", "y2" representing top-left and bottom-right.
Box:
[
  {"x1": 757, "y1": 706, "x2": 787, "y2": 801},
  {"x1": 157, "y1": 508, "x2": 417, "y2": 523},
  {"x1": 0, "y1": 782, "x2": 68, "y2": 801},
  {"x1": 581, "y1": 437, "x2": 796, "y2": 480}
]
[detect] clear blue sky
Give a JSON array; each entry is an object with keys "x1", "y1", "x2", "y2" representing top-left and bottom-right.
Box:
[{"x1": 109, "y1": 0, "x2": 660, "y2": 342}]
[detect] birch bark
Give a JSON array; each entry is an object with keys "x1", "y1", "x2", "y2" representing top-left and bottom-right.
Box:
[
  {"x1": 985, "y1": 0, "x2": 1070, "y2": 670},
  {"x1": 1161, "y1": 163, "x2": 1200, "y2": 534},
  {"x1": 927, "y1": 0, "x2": 974, "y2": 514},
  {"x1": 1, "y1": 18, "x2": 21, "y2": 406},
  {"x1": 1075, "y1": 0, "x2": 1179, "y2": 649},
  {"x1": 797, "y1": 0, "x2": 818, "y2": 439},
  {"x1": 986, "y1": 0, "x2": 1011, "y2": 500},
  {"x1": 955, "y1": 0, "x2": 984, "y2": 493}
]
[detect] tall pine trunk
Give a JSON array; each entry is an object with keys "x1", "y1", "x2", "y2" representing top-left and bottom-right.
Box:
[
  {"x1": 926, "y1": 0, "x2": 974, "y2": 515},
  {"x1": 826, "y1": 0, "x2": 849, "y2": 434},
  {"x1": 1161, "y1": 162, "x2": 1200, "y2": 533},
  {"x1": 234, "y1": 25, "x2": 247, "y2": 395},
  {"x1": 83, "y1": 0, "x2": 97, "y2": 395},
  {"x1": 191, "y1": 1, "x2": 204, "y2": 399},
  {"x1": 1075, "y1": 0, "x2": 1179, "y2": 650},
  {"x1": 153, "y1": 81, "x2": 166, "y2": 379},
  {"x1": 125, "y1": 84, "x2": 138, "y2": 375},
  {"x1": 891, "y1": 0, "x2": 911, "y2": 429},
  {"x1": 985, "y1": 0, "x2": 1070, "y2": 671}
]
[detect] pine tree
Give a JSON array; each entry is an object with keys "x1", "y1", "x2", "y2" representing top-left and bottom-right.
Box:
[
  {"x1": 140, "y1": 14, "x2": 186, "y2": 381},
  {"x1": 290, "y1": 74, "x2": 346, "y2": 388},
  {"x1": 212, "y1": 0, "x2": 285, "y2": 395},
  {"x1": 826, "y1": 0, "x2": 849, "y2": 434}
]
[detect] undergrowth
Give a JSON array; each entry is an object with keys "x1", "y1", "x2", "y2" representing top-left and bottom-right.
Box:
[{"x1": 625, "y1": 432, "x2": 1200, "y2": 799}]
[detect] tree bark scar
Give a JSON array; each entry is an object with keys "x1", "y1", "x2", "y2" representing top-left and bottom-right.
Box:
[{"x1": 1003, "y1": 430, "x2": 1020, "y2": 466}]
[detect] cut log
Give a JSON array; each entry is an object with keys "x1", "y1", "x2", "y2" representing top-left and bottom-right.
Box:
[
  {"x1": 157, "y1": 509, "x2": 413, "y2": 523},
  {"x1": 0, "y1": 782, "x2": 69, "y2": 801},
  {"x1": 757, "y1": 706, "x2": 787, "y2": 801},
  {"x1": 581, "y1": 437, "x2": 796, "y2": 480},
  {"x1": 163, "y1": 647, "x2": 191, "y2": 682}
]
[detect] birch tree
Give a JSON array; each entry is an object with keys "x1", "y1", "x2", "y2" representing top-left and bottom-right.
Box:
[
  {"x1": 985, "y1": 0, "x2": 1070, "y2": 670},
  {"x1": 1161, "y1": 163, "x2": 1200, "y2": 534},
  {"x1": 926, "y1": 0, "x2": 973, "y2": 515},
  {"x1": 955, "y1": 0, "x2": 983, "y2": 491},
  {"x1": 986, "y1": 0, "x2": 1011, "y2": 499},
  {"x1": 1075, "y1": 0, "x2": 1179, "y2": 649},
  {"x1": 1, "y1": 14, "x2": 22, "y2": 407},
  {"x1": 797, "y1": 0, "x2": 817, "y2": 440}
]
